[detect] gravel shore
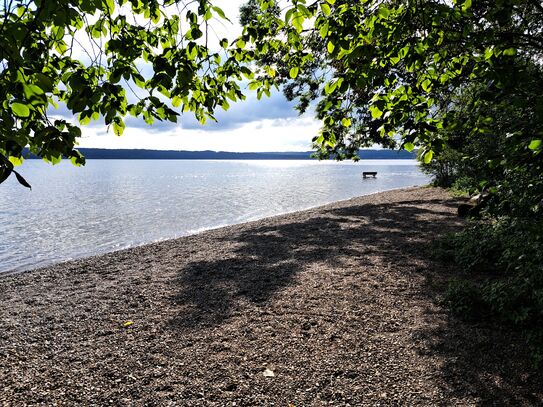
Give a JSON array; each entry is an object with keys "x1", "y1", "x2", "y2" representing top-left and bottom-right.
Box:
[{"x1": 1, "y1": 186, "x2": 541, "y2": 405}]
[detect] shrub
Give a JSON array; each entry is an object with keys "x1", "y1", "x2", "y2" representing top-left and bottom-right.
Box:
[{"x1": 436, "y1": 218, "x2": 543, "y2": 366}]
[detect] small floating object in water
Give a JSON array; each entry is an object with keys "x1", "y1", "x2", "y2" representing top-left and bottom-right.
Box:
[{"x1": 362, "y1": 171, "x2": 377, "y2": 178}]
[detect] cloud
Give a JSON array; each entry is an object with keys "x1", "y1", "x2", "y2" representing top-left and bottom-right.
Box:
[
  {"x1": 78, "y1": 114, "x2": 321, "y2": 152},
  {"x1": 49, "y1": 80, "x2": 304, "y2": 136},
  {"x1": 179, "y1": 90, "x2": 300, "y2": 131},
  {"x1": 106, "y1": 88, "x2": 303, "y2": 134}
]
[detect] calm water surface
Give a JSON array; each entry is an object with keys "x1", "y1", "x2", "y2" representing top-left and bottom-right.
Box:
[{"x1": 0, "y1": 159, "x2": 429, "y2": 273}]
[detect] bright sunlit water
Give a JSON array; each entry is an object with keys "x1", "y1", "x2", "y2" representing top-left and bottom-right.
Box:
[{"x1": 0, "y1": 159, "x2": 429, "y2": 273}]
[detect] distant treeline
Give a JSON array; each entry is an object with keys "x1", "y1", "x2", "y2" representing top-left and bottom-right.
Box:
[{"x1": 23, "y1": 148, "x2": 416, "y2": 160}]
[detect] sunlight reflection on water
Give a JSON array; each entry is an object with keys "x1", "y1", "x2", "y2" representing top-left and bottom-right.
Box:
[{"x1": 0, "y1": 159, "x2": 429, "y2": 273}]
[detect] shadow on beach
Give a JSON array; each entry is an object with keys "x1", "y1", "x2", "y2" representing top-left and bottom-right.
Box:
[
  {"x1": 170, "y1": 198, "x2": 454, "y2": 328},
  {"x1": 1, "y1": 188, "x2": 541, "y2": 404},
  {"x1": 170, "y1": 195, "x2": 542, "y2": 404}
]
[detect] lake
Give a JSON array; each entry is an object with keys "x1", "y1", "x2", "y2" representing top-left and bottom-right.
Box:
[{"x1": 0, "y1": 159, "x2": 429, "y2": 274}]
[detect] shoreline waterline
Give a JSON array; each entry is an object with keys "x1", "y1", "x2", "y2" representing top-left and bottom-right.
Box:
[
  {"x1": 2, "y1": 186, "x2": 539, "y2": 405},
  {"x1": 1, "y1": 159, "x2": 429, "y2": 274},
  {"x1": 1, "y1": 184, "x2": 428, "y2": 276}
]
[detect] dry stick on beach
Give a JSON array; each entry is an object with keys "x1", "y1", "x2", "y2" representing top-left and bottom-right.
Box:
[{"x1": 0, "y1": 187, "x2": 541, "y2": 405}]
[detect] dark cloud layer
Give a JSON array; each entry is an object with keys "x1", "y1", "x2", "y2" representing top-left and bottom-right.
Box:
[
  {"x1": 49, "y1": 89, "x2": 300, "y2": 135},
  {"x1": 180, "y1": 91, "x2": 299, "y2": 131},
  {"x1": 125, "y1": 90, "x2": 299, "y2": 133}
]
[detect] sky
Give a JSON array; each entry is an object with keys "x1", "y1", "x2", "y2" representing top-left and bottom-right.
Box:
[{"x1": 72, "y1": 0, "x2": 322, "y2": 152}]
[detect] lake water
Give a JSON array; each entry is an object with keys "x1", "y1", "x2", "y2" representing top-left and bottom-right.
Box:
[{"x1": 0, "y1": 159, "x2": 429, "y2": 274}]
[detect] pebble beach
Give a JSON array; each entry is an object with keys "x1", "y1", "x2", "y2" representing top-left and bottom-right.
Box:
[{"x1": 1, "y1": 187, "x2": 541, "y2": 405}]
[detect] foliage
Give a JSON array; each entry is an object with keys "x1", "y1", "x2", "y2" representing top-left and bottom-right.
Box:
[
  {"x1": 3, "y1": 0, "x2": 542, "y2": 185},
  {"x1": 436, "y1": 219, "x2": 543, "y2": 365},
  {"x1": 215, "y1": 0, "x2": 536, "y2": 365},
  {"x1": 241, "y1": 0, "x2": 543, "y2": 161},
  {"x1": 418, "y1": 147, "x2": 463, "y2": 188},
  {"x1": 0, "y1": 0, "x2": 253, "y2": 186},
  {"x1": 420, "y1": 57, "x2": 543, "y2": 212},
  {"x1": 426, "y1": 58, "x2": 543, "y2": 361}
]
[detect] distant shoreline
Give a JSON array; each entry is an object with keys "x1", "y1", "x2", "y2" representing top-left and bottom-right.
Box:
[{"x1": 23, "y1": 147, "x2": 417, "y2": 160}]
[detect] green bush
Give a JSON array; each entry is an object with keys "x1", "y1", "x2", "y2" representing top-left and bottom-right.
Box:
[
  {"x1": 434, "y1": 223, "x2": 502, "y2": 273},
  {"x1": 436, "y1": 218, "x2": 543, "y2": 366},
  {"x1": 443, "y1": 279, "x2": 489, "y2": 320}
]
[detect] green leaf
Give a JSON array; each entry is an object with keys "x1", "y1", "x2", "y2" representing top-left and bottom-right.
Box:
[
  {"x1": 503, "y1": 47, "x2": 516, "y2": 57},
  {"x1": 236, "y1": 38, "x2": 245, "y2": 49},
  {"x1": 421, "y1": 79, "x2": 432, "y2": 92},
  {"x1": 79, "y1": 112, "x2": 91, "y2": 125},
  {"x1": 133, "y1": 74, "x2": 146, "y2": 88},
  {"x1": 55, "y1": 41, "x2": 67, "y2": 54},
  {"x1": 319, "y1": 22, "x2": 329, "y2": 38},
  {"x1": 423, "y1": 150, "x2": 434, "y2": 164},
  {"x1": 484, "y1": 47, "x2": 493, "y2": 60},
  {"x1": 320, "y1": 3, "x2": 331, "y2": 16},
  {"x1": 248, "y1": 81, "x2": 261, "y2": 90},
  {"x1": 369, "y1": 105, "x2": 383, "y2": 119},
  {"x1": 11, "y1": 102, "x2": 30, "y2": 117},
  {"x1": 284, "y1": 8, "x2": 294, "y2": 24},
  {"x1": 14, "y1": 171, "x2": 31, "y2": 189},
  {"x1": 297, "y1": 4, "x2": 311, "y2": 17},
  {"x1": 172, "y1": 96, "x2": 182, "y2": 107},
  {"x1": 324, "y1": 79, "x2": 338, "y2": 94},
  {"x1": 8, "y1": 156, "x2": 23, "y2": 166},
  {"x1": 240, "y1": 66, "x2": 254, "y2": 79},
  {"x1": 377, "y1": 7, "x2": 390, "y2": 19},
  {"x1": 212, "y1": 6, "x2": 230, "y2": 22},
  {"x1": 289, "y1": 67, "x2": 299, "y2": 79},
  {"x1": 327, "y1": 41, "x2": 335, "y2": 54},
  {"x1": 112, "y1": 119, "x2": 125, "y2": 136},
  {"x1": 23, "y1": 84, "x2": 45, "y2": 99},
  {"x1": 461, "y1": 0, "x2": 472, "y2": 11},
  {"x1": 187, "y1": 42, "x2": 198, "y2": 59},
  {"x1": 189, "y1": 28, "x2": 203, "y2": 40},
  {"x1": 528, "y1": 139, "x2": 542, "y2": 150},
  {"x1": 404, "y1": 142, "x2": 415, "y2": 152},
  {"x1": 265, "y1": 66, "x2": 276, "y2": 78},
  {"x1": 0, "y1": 167, "x2": 12, "y2": 184},
  {"x1": 34, "y1": 74, "x2": 53, "y2": 92},
  {"x1": 52, "y1": 26, "x2": 64, "y2": 41},
  {"x1": 341, "y1": 118, "x2": 351, "y2": 127},
  {"x1": 292, "y1": 12, "x2": 304, "y2": 33},
  {"x1": 70, "y1": 152, "x2": 85, "y2": 166},
  {"x1": 105, "y1": 0, "x2": 114, "y2": 14},
  {"x1": 390, "y1": 56, "x2": 400, "y2": 65}
]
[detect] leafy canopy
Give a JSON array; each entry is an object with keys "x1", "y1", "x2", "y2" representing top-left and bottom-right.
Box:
[
  {"x1": 239, "y1": 0, "x2": 542, "y2": 162},
  {"x1": 0, "y1": 0, "x2": 254, "y2": 186},
  {"x1": 1, "y1": 0, "x2": 542, "y2": 188}
]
